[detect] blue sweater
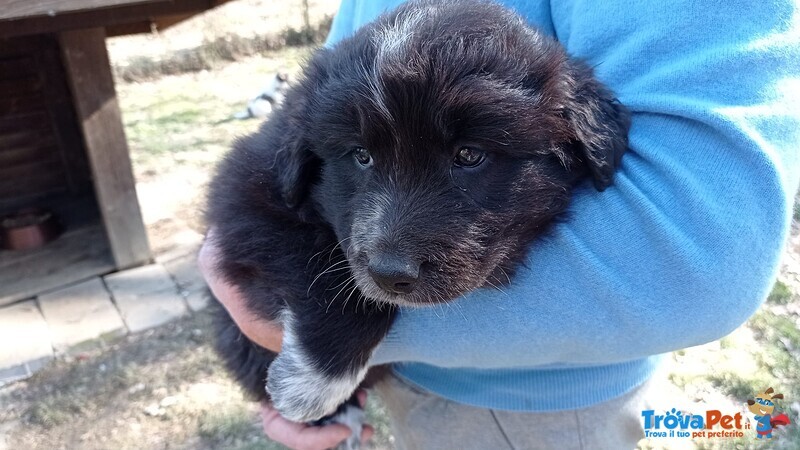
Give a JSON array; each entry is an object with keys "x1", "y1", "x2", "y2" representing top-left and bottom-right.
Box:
[{"x1": 326, "y1": 0, "x2": 800, "y2": 411}]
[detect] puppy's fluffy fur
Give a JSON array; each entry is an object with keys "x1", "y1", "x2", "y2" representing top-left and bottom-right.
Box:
[{"x1": 207, "y1": 0, "x2": 629, "y2": 425}]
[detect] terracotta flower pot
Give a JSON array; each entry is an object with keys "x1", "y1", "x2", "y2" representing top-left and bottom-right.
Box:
[{"x1": 1, "y1": 209, "x2": 62, "y2": 251}]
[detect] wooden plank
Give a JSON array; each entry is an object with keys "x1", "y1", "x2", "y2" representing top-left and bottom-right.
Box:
[
  {"x1": 0, "y1": 92, "x2": 46, "y2": 116},
  {"x1": 36, "y1": 35, "x2": 93, "y2": 194},
  {"x1": 0, "y1": 35, "x2": 46, "y2": 56},
  {"x1": 105, "y1": 12, "x2": 197, "y2": 36},
  {"x1": 0, "y1": 163, "x2": 65, "y2": 200},
  {"x1": 0, "y1": 223, "x2": 115, "y2": 306},
  {"x1": 0, "y1": 0, "x2": 162, "y2": 21},
  {"x1": 0, "y1": 112, "x2": 49, "y2": 134},
  {"x1": 0, "y1": 139, "x2": 59, "y2": 165},
  {"x1": 0, "y1": 77, "x2": 43, "y2": 96},
  {"x1": 0, "y1": 149, "x2": 61, "y2": 174},
  {"x1": 0, "y1": 178, "x2": 66, "y2": 201},
  {"x1": 105, "y1": 20, "x2": 156, "y2": 37},
  {"x1": 58, "y1": 27, "x2": 150, "y2": 269},
  {"x1": 0, "y1": 55, "x2": 37, "y2": 79},
  {"x1": 0, "y1": 0, "x2": 231, "y2": 39},
  {"x1": 0, "y1": 129, "x2": 53, "y2": 149}
]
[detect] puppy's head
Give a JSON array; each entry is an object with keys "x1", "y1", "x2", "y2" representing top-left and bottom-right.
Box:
[{"x1": 277, "y1": 0, "x2": 629, "y2": 306}]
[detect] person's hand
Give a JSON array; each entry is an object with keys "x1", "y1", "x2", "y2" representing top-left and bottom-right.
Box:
[
  {"x1": 261, "y1": 390, "x2": 374, "y2": 450},
  {"x1": 198, "y1": 231, "x2": 375, "y2": 449},
  {"x1": 198, "y1": 229, "x2": 283, "y2": 352}
]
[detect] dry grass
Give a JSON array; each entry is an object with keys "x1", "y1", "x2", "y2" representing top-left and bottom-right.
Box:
[
  {"x1": 108, "y1": 0, "x2": 339, "y2": 81},
  {"x1": 117, "y1": 45, "x2": 314, "y2": 254},
  {"x1": 0, "y1": 313, "x2": 394, "y2": 450}
]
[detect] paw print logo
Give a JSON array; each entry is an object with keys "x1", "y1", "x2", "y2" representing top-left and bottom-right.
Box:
[{"x1": 745, "y1": 387, "x2": 791, "y2": 439}]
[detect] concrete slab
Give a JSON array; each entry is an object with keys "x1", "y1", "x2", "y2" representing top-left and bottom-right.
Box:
[
  {"x1": 25, "y1": 356, "x2": 53, "y2": 373},
  {"x1": 104, "y1": 264, "x2": 176, "y2": 295},
  {"x1": 184, "y1": 288, "x2": 211, "y2": 312},
  {"x1": 104, "y1": 264, "x2": 189, "y2": 332},
  {"x1": 38, "y1": 278, "x2": 126, "y2": 353},
  {"x1": 0, "y1": 300, "x2": 53, "y2": 371},
  {"x1": 162, "y1": 253, "x2": 210, "y2": 312},
  {"x1": 0, "y1": 364, "x2": 29, "y2": 386},
  {"x1": 162, "y1": 253, "x2": 205, "y2": 293}
]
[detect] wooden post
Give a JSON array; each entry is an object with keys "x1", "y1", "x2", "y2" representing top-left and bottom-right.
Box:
[{"x1": 58, "y1": 27, "x2": 151, "y2": 269}]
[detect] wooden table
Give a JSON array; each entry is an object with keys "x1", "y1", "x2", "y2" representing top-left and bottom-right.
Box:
[{"x1": 0, "y1": 0, "x2": 231, "y2": 305}]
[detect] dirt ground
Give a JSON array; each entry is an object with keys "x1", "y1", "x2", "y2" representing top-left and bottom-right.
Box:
[
  {"x1": 0, "y1": 313, "x2": 394, "y2": 450},
  {"x1": 1, "y1": 1, "x2": 799, "y2": 448}
]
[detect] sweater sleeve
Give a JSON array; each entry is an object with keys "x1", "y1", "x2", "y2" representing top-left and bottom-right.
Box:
[{"x1": 328, "y1": 0, "x2": 800, "y2": 368}]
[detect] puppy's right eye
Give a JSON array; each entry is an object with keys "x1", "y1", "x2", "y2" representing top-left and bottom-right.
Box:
[
  {"x1": 353, "y1": 147, "x2": 373, "y2": 167},
  {"x1": 454, "y1": 146, "x2": 486, "y2": 168}
]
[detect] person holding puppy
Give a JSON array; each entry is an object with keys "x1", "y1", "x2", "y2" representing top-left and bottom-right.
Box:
[{"x1": 199, "y1": 0, "x2": 800, "y2": 448}]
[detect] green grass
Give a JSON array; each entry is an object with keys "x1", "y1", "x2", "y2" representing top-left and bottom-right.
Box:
[
  {"x1": 25, "y1": 395, "x2": 87, "y2": 428},
  {"x1": 750, "y1": 310, "x2": 800, "y2": 351},
  {"x1": 113, "y1": 18, "x2": 332, "y2": 82},
  {"x1": 706, "y1": 372, "x2": 773, "y2": 400},
  {"x1": 766, "y1": 281, "x2": 793, "y2": 305},
  {"x1": 198, "y1": 404, "x2": 284, "y2": 450},
  {"x1": 117, "y1": 46, "x2": 315, "y2": 182}
]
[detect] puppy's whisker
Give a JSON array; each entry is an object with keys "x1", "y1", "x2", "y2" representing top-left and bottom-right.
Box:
[
  {"x1": 326, "y1": 272, "x2": 359, "y2": 292},
  {"x1": 344, "y1": 239, "x2": 360, "y2": 260},
  {"x1": 326, "y1": 276, "x2": 355, "y2": 314},
  {"x1": 484, "y1": 278, "x2": 509, "y2": 297},
  {"x1": 327, "y1": 236, "x2": 354, "y2": 264},
  {"x1": 346, "y1": 283, "x2": 362, "y2": 312},
  {"x1": 339, "y1": 280, "x2": 361, "y2": 314},
  {"x1": 308, "y1": 260, "x2": 351, "y2": 294},
  {"x1": 306, "y1": 241, "x2": 339, "y2": 269},
  {"x1": 452, "y1": 299, "x2": 468, "y2": 322},
  {"x1": 497, "y1": 265, "x2": 512, "y2": 285},
  {"x1": 328, "y1": 276, "x2": 355, "y2": 311}
]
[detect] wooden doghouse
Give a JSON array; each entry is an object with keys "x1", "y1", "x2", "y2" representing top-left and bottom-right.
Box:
[{"x1": 0, "y1": 0, "x2": 230, "y2": 305}]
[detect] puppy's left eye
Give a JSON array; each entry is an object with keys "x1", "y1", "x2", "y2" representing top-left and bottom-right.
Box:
[
  {"x1": 353, "y1": 147, "x2": 373, "y2": 167},
  {"x1": 454, "y1": 146, "x2": 486, "y2": 168}
]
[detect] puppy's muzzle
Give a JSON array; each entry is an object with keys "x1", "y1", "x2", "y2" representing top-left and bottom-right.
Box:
[{"x1": 367, "y1": 252, "x2": 419, "y2": 294}]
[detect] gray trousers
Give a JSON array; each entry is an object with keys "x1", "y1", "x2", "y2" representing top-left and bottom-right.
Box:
[{"x1": 373, "y1": 373, "x2": 651, "y2": 450}]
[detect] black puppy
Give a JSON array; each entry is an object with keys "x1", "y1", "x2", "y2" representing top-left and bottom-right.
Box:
[{"x1": 206, "y1": 0, "x2": 628, "y2": 435}]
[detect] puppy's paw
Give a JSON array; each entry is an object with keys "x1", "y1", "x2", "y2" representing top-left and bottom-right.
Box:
[
  {"x1": 320, "y1": 403, "x2": 365, "y2": 450},
  {"x1": 266, "y1": 317, "x2": 367, "y2": 422}
]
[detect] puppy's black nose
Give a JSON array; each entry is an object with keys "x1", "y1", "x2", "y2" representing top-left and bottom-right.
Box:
[{"x1": 367, "y1": 254, "x2": 419, "y2": 294}]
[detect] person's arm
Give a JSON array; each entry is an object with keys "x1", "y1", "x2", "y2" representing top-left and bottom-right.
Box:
[
  {"x1": 366, "y1": 0, "x2": 800, "y2": 367},
  {"x1": 199, "y1": 236, "x2": 375, "y2": 450}
]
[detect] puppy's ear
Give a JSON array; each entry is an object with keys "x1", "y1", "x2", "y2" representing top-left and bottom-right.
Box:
[
  {"x1": 277, "y1": 139, "x2": 319, "y2": 209},
  {"x1": 268, "y1": 79, "x2": 320, "y2": 209},
  {"x1": 563, "y1": 61, "x2": 630, "y2": 191}
]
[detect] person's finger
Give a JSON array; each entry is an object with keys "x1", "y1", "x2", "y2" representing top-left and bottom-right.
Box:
[
  {"x1": 355, "y1": 389, "x2": 368, "y2": 407},
  {"x1": 361, "y1": 424, "x2": 375, "y2": 443},
  {"x1": 295, "y1": 422, "x2": 352, "y2": 449},
  {"x1": 261, "y1": 403, "x2": 351, "y2": 450}
]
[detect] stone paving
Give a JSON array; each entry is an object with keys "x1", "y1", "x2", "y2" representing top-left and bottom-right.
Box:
[{"x1": 0, "y1": 245, "x2": 210, "y2": 385}]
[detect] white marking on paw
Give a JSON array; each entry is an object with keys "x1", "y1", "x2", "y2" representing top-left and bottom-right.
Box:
[
  {"x1": 267, "y1": 311, "x2": 369, "y2": 422},
  {"x1": 323, "y1": 404, "x2": 365, "y2": 450}
]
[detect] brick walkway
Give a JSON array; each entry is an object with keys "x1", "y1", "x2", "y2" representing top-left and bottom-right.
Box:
[{"x1": 0, "y1": 247, "x2": 209, "y2": 385}]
